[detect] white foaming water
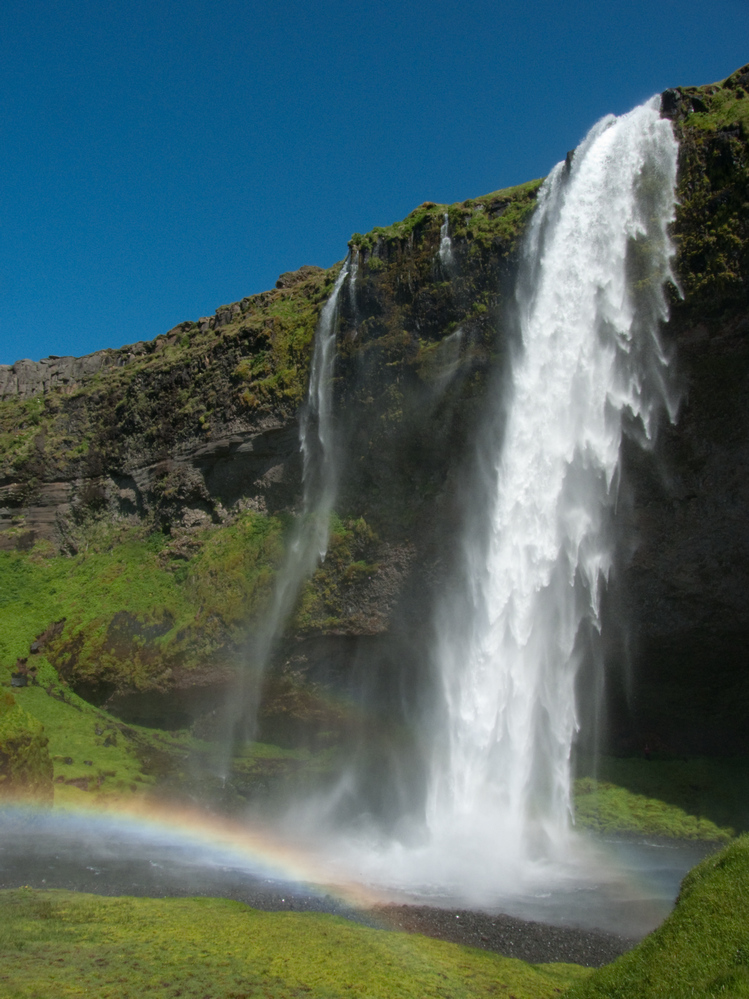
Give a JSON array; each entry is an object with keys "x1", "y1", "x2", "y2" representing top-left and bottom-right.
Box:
[
  {"x1": 319, "y1": 99, "x2": 679, "y2": 907},
  {"x1": 439, "y1": 211, "x2": 454, "y2": 268},
  {"x1": 427, "y1": 98, "x2": 678, "y2": 876}
]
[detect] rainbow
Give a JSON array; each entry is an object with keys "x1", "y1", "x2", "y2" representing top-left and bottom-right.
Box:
[{"x1": 0, "y1": 796, "x2": 385, "y2": 910}]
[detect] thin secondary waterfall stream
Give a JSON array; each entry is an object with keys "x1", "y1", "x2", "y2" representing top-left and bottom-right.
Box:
[{"x1": 221, "y1": 258, "x2": 350, "y2": 752}]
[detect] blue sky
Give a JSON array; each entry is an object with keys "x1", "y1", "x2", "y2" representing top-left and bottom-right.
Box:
[{"x1": 1, "y1": 0, "x2": 747, "y2": 364}]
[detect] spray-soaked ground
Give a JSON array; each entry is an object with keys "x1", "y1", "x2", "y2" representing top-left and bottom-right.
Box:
[
  {"x1": 0, "y1": 807, "x2": 714, "y2": 958},
  {"x1": 321, "y1": 834, "x2": 713, "y2": 939}
]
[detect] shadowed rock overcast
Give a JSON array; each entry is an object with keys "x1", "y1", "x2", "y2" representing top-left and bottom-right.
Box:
[{"x1": 1, "y1": 0, "x2": 748, "y2": 364}]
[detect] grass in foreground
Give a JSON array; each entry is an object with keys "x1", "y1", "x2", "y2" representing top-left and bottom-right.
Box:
[
  {"x1": 566, "y1": 834, "x2": 749, "y2": 999},
  {"x1": 0, "y1": 889, "x2": 591, "y2": 999}
]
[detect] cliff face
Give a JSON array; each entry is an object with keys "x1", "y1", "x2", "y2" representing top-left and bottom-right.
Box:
[
  {"x1": 616, "y1": 66, "x2": 749, "y2": 754},
  {"x1": 0, "y1": 67, "x2": 747, "y2": 756}
]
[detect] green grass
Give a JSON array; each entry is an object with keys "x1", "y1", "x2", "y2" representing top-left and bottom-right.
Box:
[
  {"x1": 578, "y1": 755, "x2": 749, "y2": 838},
  {"x1": 2, "y1": 669, "x2": 342, "y2": 809},
  {"x1": 566, "y1": 834, "x2": 749, "y2": 998},
  {"x1": 573, "y1": 777, "x2": 733, "y2": 843},
  {"x1": 348, "y1": 179, "x2": 542, "y2": 255},
  {"x1": 682, "y1": 76, "x2": 749, "y2": 134},
  {"x1": 0, "y1": 511, "x2": 285, "y2": 695},
  {"x1": 5, "y1": 679, "x2": 169, "y2": 804},
  {"x1": 0, "y1": 888, "x2": 591, "y2": 999},
  {"x1": 294, "y1": 514, "x2": 379, "y2": 632},
  {"x1": 0, "y1": 690, "x2": 52, "y2": 799}
]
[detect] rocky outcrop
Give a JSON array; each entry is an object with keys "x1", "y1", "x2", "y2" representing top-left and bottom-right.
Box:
[{"x1": 0, "y1": 350, "x2": 139, "y2": 401}]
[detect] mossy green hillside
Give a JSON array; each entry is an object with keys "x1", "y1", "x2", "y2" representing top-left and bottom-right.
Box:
[
  {"x1": 3, "y1": 661, "x2": 343, "y2": 808},
  {"x1": 3, "y1": 676, "x2": 184, "y2": 804},
  {"x1": 293, "y1": 514, "x2": 380, "y2": 633},
  {"x1": 573, "y1": 777, "x2": 733, "y2": 843},
  {"x1": 0, "y1": 690, "x2": 53, "y2": 801},
  {"x1": 349, "y1": 180, "x2": 542, "y2": 256},
  {"x1": 0, "y1": 888, "x2": 591, "y2": 999},
  {"x1": 0, "y1": 512, "x2": 284, "y2": 697},
  {"x1": 233, "y1": 265, "x2": 342, "y2": 410},
  {"x1": 566, "y1": 834, "x2": 749, "y2": 999},
  {"x1": 579, "y1": 754, "x2": 749, "y2": 838}
]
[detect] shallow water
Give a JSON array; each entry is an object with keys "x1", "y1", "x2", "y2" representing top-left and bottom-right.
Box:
[
  {"x1": 0, "y1": 807, "x2": 713, "y2": 940},
  {"x1": 0, "y1": 807, "x2": 360, "y2": 918},
  {"x1": 371, "y1": 838, "x2": 713, "y2": 938}
]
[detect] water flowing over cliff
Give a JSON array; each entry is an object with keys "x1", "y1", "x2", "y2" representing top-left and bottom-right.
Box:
[
  {"x1": 1, "y1": 65, "x2": 748, "y2": 860},
  {"x1": 425, "y1": 97, "x2": 678, "y2": 870},
  {"x1": 221, "y1": 258, "x2": 351, "y2": 750},
  {"x1": 315, "y1": 97, "x2": 680, "y2": 893}
]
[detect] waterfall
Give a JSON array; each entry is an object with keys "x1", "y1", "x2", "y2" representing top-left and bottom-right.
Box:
[
  {"x1": 299, "y1": 257, "x2": 350, "y2": 561},
  {"x1": 438, "y1": 212, "x2": 454, "y2": 269},
  {"x1": 427, "y1": 98, "x2": 679, "y2": 868},
  {"x1": 348, "y1": 247, "x2": 359, "y2": 319},
  {"x1": 224, "y1": 257, "x2": 350, "y2": 749}
]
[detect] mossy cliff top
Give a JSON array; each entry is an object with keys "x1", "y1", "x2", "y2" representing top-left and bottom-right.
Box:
[
  {"x1": 0, "y1": 264, "x2": 336, "y2": 488},
  {"x1": 665, "y1": 62, "x2": 749, "y2": 314}
]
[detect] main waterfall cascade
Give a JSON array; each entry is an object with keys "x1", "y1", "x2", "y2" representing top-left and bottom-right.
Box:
[
  {"x1": 426, "y1": 98, "x2": 679, "y2": 873},
  {"x1": 300, "y1": 97, "x2": 680, "y2": 903}
]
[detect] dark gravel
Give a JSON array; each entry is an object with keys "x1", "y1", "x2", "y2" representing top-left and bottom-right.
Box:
[{"x1": 370, "y1": 903, "x2": 637, "y2": 967}]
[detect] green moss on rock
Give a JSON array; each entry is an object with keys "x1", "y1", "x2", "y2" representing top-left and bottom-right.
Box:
[
  {"x1": 573, "y1": 777, "x2": 733, "y2": 842},
  {"x1": 0, "y1": 690, "x2": 53, "y2": 802},
  {"x1": 669, "y1": 66, "x2": 749, "y2": 312}
]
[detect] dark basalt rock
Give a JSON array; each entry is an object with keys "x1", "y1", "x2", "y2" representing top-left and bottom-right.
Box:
[{"x1": 660, "y1": 88, "x2": 683, "y2": 119}]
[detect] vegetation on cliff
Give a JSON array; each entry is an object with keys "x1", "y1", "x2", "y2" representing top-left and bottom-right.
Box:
[
  {"x1": 668, "y1": 63, "x2": 749, "y2": 311},
  {"x1": 0, "y1": 264, "x2": 335, "y2": 488},
  {"x1": 0, "y1": 689, "x2": 53, "y2": 801},
  {"x1": 0, "y1": 65, "x2": 747, "y2": 831}
]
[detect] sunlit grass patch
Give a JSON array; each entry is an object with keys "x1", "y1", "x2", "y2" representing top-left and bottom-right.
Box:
[
  {"x1": 0, "y1": 889, "x2": 592, "y2": 999},
  {"x1": 573, "y1": 777, "x2": 733, "y2": 843}
]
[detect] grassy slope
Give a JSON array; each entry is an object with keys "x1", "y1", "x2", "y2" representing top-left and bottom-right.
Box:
[
  {"x1": 566, "y1": 834, "x2": 749, "y2": 999},
  {"x1": 0, "y1": 512, "x2": 284, "y2": 693},
  {"x1": 0, "y1": 521, "x2": 340, "y2": 804},
  {"x1": 0, "y1": 889, "x2": 591, "y2": 999},
  {"x1": 573, "y1": 777, "x2": 732, "y2": 843}
]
